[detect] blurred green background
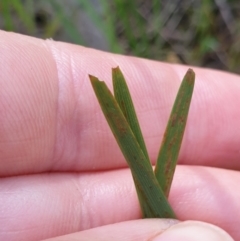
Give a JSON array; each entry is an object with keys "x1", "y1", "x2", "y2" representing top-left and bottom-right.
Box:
[{"x1": 1, "y1": 0, "x2": 240, "y2": 73}]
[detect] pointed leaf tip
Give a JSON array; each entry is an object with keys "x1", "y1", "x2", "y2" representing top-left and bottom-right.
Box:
[
  {"x1": 185, "y1": 69, "x2": 195, "y2": 84},
  {"x1": 89, "y1": 74, "x2": 97, "y2": 82},
  {"x1": 155, "y1": 68, "x2": 195, "y2": 196}
]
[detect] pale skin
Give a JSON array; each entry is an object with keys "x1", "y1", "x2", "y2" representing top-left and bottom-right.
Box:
[{"x1": 0, "y1": 30, "x2": 239, "y2": 241}]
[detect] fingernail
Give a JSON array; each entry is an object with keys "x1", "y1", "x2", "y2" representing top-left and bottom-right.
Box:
[{"x1": 152, "y1": 221, "x2": 234, "y2": 241}]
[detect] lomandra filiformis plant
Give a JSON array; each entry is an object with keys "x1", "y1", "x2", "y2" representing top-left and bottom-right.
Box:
[{"x1": 89, "y1": 67, "x2": 195, "y2": 219}]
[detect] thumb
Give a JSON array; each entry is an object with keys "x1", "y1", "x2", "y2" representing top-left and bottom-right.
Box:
[
  {"x1": 42, "y1": 220, "x2": 234, "y2": 241},
  {"x1": 153, "y1": 221, "x2": 234, "y2": 241}
]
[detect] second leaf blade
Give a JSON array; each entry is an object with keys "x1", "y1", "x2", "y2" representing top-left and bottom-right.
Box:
[{"x1": 154, "y1": 69, "x2": 195, "y2": 197}]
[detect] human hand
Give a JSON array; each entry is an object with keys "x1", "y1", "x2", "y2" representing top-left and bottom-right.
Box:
[{"x1": 0, "y1": 30, "x2": 238, "y2": 241}]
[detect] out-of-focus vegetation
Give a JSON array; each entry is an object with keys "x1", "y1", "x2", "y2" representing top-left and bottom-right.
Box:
[{"x1": 0, "y1": 0, "x2": 239, "y2": 73}]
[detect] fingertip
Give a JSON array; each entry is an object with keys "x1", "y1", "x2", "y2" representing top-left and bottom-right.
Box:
[{"x1": 153, "y1": 221, "x2": 234, "y2": 241}]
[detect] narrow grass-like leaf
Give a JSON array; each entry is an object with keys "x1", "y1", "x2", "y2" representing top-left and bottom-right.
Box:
[
  {"x1": 112, "y1": 66, "x2": 152, "y2": 217},
  {"x1": 112, "y1": 67, "x2": 150, "y2": 164},
  {"x1": 154, "y1": 69, "x2": 195, "y2": 197},
  {"x1": 90, "y1": 75, "x2": 176, "y2": 218},
  {"x1": 2, "y1": 1, "x2": 14, "y2": 31},
  {"x1": 49, "y1": 1, "x2": 84, "y2": 45},
  {"x1": 11, "y1": 0, "x2": 35, "y2": 33}
]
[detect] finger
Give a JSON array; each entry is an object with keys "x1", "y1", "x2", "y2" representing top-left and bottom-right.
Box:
[
  {"x1": 42, "y1": 220, "x2": 233, "y2": 241},
  {"x1": 1, "y1": 166, "x2": 240, "y2": 240},
  {"x1": 0, "y1": 30, "x2": 240, "y2": 176}
]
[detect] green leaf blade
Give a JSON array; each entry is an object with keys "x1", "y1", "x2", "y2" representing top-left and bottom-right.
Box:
[
  {"x1": 90, "y1": 75, "x2": 176, "y2": 219},
  {"x1": 112, "y1": 66, "x2": 153, "y2": 217},
  {"x1": 112, "y1": 67, "x2": 150, "y2": 163},
  {"x1": 155, "y1": 69, "x2": 195, "y2": 197}
]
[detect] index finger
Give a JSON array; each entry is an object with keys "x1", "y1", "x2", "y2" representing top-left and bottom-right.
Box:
[{"x1": 0, "y1": 30, "x2": 239, "y2": 176}]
